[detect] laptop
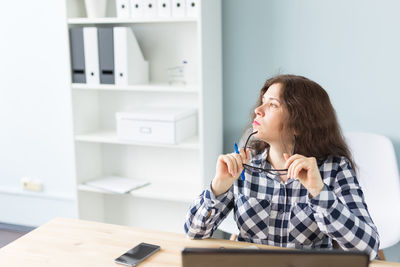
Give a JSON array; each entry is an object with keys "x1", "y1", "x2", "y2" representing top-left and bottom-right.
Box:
[{"x1": 181, "y1": 248, "x2": 369, "y2": 267}]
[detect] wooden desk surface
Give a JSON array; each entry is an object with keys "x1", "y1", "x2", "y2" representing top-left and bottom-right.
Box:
[{"x1": 0, "y1": 217, "x2": 398, "y2": 267}]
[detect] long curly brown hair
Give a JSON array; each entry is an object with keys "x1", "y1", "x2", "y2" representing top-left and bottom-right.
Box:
[{"x1": 247, "y1": 74, "x2": 356, "y2": 170}]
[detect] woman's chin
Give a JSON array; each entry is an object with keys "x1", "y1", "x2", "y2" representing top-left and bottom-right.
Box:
[
  {"x1": 254, "y1": 131, "x2": 272, "y2": 143},
  {"x1": 254, "y1": 131, "x2": 266, "y2": 141}
]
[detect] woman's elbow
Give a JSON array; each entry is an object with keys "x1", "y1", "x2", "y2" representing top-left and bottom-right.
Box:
[{"x1": 369, "y1": 234, "x2": 380, "y2": 260}]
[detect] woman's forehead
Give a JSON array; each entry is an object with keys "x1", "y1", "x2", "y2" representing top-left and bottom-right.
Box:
[{"x1": 263, "y1": 83, "x2": 282, "y2": 100}]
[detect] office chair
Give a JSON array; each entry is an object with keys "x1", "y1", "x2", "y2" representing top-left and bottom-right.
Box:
[
  {"x1": 218, "y1": 210, "x2": 239, "y2": 240},
  {"x1": 344, "y1": 132, "x2": 400, "y2": 260}
]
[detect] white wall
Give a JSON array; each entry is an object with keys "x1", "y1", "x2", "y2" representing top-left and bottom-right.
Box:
[
  {"x1": 222, "y1": 0, "x2": 400, "y2": 162},
  {"x1": 222, "y1": 0, "x2": 400, "y2": 261},
  {"x1": 0, "y1": 0, "x2": 77, "y2": 226}
]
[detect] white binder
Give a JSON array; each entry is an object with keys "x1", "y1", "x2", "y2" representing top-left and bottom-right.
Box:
[
  {"x1": 116, "y1": 0, "x2": 131, "y2": 18},
  {"x1": 157, "y1": 0, "x2": 172, "y2": 18},
  {"x1": 83, "y1": 27, "x2": 100, "y2": 85},
  {"x1": 114, "y1": 27, "x2": 149, "y2": 85},
  {"x1": 143, "y1": 0, "x2": 157, "y2": 18},
  {"x1": 185, "y1": 0, "x2": 198, "y2": 18},
  {"x1": 172, "y1": 0, "x2": 186, "y2": 18},
  {"x1": 130, "y1": 0, "x2": 144, "y2": 19}
]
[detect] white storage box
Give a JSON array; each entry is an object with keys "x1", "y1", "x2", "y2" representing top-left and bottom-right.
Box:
[{"x1": 116, "y1": 108, "x2": 197, "y2": 144}]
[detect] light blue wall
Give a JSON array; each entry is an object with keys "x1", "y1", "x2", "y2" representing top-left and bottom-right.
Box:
[{"x1": 222, "y1": 0, "x2": 400, "y2": 261}]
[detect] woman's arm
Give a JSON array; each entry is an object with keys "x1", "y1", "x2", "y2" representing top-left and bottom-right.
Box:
[
  {"x1": 185, "y1": 147, "x2": 250, "y2": 239},
  {"x1": 184, "y1": 185, "x2": 234, "y2": 239},
  {"x1": 308, "y1": 157, "x2": 380, "y2": 260},
  {"x1": 285, "y1": 154, "x2": 379, "y2": 259}
]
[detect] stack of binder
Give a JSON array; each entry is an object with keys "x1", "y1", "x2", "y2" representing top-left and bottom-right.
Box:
[
  {"x1": 69, "y1": 27, "x2": 149, "y2": 86},
  {"x1": 116, "y1": 0, "x2": 199, "y2": 19}
]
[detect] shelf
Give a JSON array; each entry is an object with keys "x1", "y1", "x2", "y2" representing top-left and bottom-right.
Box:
[
  {"x1": 78, "y1": 180, "x2": 200, "y2": 203},
  {"x1": 78, "y1": 184, "x2": 115, "y2": 194},
  {"x1": 75, "y1": 131, "x2": 199, "y2": 149},
  {"x1": 68, "y1": 17, "x2": 197, "y2": 25},
  {"x1": 71, "y1": 83, "x2": 199, "y2": 93}
]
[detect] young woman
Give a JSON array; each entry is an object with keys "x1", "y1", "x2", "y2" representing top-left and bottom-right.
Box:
[{"x1": 184, "y1": 74, "x2": 379, "y2": 259}]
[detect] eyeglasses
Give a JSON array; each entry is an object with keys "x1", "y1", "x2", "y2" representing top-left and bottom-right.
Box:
[{"x1": 241, "y1": 131, "x2": 296, "y2": 176}]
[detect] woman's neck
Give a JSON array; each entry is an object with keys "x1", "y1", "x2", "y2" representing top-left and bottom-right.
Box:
[
  {"x1": 267, "y1": 145, "x2": 287, "y2": 170},
  {"x1": 267, "y1": 140, "x2": 294, "y2": 182}
]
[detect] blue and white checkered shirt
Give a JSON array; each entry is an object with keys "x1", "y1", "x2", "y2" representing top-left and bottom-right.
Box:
[{"x1": 184, "y1": 149, "x2": 380, "y2": 259}]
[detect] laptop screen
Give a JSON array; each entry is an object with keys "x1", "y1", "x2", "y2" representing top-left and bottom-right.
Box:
[{"x1": 181, "y1": 248, "x2": 369, "y2": 267}]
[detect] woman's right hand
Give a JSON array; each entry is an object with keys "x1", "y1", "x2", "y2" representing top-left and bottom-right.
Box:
[{"x1": 211, "y1": 147, "x2": 250, "y2": 197}]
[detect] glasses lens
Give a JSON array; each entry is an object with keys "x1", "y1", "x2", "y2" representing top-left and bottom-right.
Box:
[
  {"x1": 244, "y1": 165, "x2": 263, "y2": 173},
  {"x1": 244, "y1": 165, "x2": 288, "y2": 175},
  {"x1": 267, "y1": 170, "x2": 288, "y2": 175}
]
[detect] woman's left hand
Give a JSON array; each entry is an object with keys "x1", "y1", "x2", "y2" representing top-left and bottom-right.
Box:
[{"x1": 283, "y1": 153, "x2": 324, "y2": 198}]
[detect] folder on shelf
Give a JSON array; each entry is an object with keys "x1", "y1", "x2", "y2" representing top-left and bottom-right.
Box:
[
  {"x1": 143, "y1": 0, "x2": 157, "y2": 18},
  {"x1": 116, "y1": 0, "x2": 131, "y2": 18},
  {"x1": 69, "y1": 27, "x2": 86, "y2": 83},
  {"x1": 84, "y1": 176, "x2": 150, "y2": 194},
  {"x1": 83, "y1": 27, "x2": 100, "y2": 85},
  {"x1": 185, "y1": 0, "x2": 198, "y2": 18},
  {"x1": 114, "y1": 27, "x2": 149, "y2": 85},
  {"x1": 157, "y1": 0, "x2": 172, "y2": 18},
  {"x1": 98, "y1": 27, "x2": 115, "y2": 84},
  {"x1": 172, "y1": 0, "x2": 186, "y2": 18},
  {"x1": 130, "y1": 0, "x2": 144, "y2": 19}
]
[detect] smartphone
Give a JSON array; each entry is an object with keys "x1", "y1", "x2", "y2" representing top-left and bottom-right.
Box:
[{"x1": 114, "y1": 242, "x2": 161, "y2": 266}]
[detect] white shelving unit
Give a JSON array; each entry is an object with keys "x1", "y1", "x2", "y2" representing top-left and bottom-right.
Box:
[{"x1": 65, "y1": 0, "x2": 222, "y2": 232}]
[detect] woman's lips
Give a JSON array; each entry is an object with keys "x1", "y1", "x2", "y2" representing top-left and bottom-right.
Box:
[{"x1": 253, "y1": 120, "x2": 261, "y2": 126}]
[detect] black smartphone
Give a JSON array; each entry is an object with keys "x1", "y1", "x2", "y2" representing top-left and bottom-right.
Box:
[{"x1": 114, "y1": 242, "x2": 161, "y2": 266}]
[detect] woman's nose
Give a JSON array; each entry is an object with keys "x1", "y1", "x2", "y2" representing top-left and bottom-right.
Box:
[{"x1": 254, "y1": 105, "x2": 264, "y2": 117}]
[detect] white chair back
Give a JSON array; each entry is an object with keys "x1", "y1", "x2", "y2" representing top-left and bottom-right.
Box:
[
  {"x1": 218, "y1": 210, "x2": 239, "y2": 237},
  {"x1": 345, "y1": 132, "x2": 400, "y2": 249}
]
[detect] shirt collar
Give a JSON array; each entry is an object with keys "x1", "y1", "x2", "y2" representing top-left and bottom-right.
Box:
[{"x1": 251, "y1": 147, "x2": 289, "y2": 184}]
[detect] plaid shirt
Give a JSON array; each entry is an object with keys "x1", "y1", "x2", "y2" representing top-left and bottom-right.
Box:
[{"x1": 184, "y1": 149, "x2": 380, "y2": 259}]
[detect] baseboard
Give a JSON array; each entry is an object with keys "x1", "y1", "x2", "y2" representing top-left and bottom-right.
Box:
[{"x1": 0, "y1": 222, "x2": 35, "y2": 233}]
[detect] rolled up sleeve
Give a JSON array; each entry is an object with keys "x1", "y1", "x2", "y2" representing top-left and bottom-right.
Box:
[{"x1": 184, "y1": 185, "x2": 234, "y2": 239}]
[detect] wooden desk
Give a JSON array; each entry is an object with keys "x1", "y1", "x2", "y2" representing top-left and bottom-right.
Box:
[{"x1": 0, "y1": 217, "x2": 398, "y2": 267}]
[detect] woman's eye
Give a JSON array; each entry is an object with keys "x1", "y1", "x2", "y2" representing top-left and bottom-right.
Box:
[{"x1": 270, "y1": 103, "x2": 277, "y2": 108}]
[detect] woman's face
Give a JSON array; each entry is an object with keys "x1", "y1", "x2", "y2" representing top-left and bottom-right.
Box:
[{"x1": 253, "y1": 83, "x2": 289, "y2": 143}]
